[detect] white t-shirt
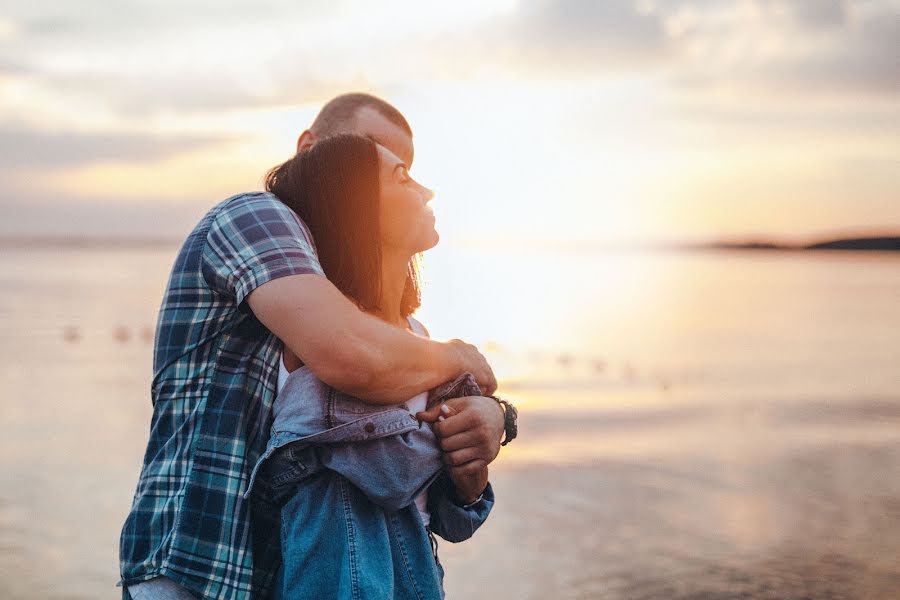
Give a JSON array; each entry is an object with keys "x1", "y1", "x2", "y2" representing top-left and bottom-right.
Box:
[{"x1": 277, "y1": 316, "x2": 431, "y2": 526}]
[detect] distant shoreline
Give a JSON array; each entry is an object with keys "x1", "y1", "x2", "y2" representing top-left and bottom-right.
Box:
[
  {"x1": 0, "y1": 236, "x2": 184, "y2": 250},
  {"x1": 672, "y1": 236, "x2": 900, "y2": 252},
  {"x1": 1, "y1": 235, "x2": 899, "y2": 252}
]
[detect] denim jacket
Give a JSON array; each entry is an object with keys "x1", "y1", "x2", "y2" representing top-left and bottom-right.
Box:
[{"x1": 246, "y1": 369, "x2": 495, "y2": 599}]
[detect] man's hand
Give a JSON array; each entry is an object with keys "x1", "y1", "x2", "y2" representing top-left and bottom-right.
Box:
[
  {"x1": 417, "y1": 400, "x2": 496, "y2": 505},
  {"x1": 447, "y1": 340, "x2": 497, "y2": 396},
  {"x1": 417, "y1": 396, "x2": 505, "y2": 469}
]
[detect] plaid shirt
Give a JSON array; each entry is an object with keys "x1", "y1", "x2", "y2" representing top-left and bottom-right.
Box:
[{"x1": 119, "y1": 192, "x2": 324, "y2": 599}]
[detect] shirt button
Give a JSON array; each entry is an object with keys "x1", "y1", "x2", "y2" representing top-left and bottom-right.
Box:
[{"x1": 364, "y1": 422, "x2": 375, "y2": 433}]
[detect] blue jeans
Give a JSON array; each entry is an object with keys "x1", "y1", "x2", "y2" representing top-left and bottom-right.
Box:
[
  {"x1": 270, "y1": 449, "x2": 446, "y2": 600},
  {"x1": 126, "y1": 576, "x2": 198, "y2": 599}
]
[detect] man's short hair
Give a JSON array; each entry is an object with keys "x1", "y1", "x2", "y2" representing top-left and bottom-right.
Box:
[{"x1": 310, "y1": 93, "x2": 412, "y2": 138}]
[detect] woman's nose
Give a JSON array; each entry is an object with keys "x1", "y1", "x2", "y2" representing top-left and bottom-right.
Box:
[{"x1": 422, "y1": 186, "x2": 435, "y2": 203}]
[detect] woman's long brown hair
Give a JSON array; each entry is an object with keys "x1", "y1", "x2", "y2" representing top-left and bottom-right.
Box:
[{"x1": 265, "y1": 133, "x2": 421, "y2": 317}]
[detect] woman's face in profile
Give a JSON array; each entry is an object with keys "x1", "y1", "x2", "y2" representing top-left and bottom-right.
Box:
[{"x1": 377, "y1": 144, "x2": 438, "y2": 255}]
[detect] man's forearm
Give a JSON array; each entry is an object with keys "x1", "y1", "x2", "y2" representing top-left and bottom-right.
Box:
[
  {"x1": 450, "y1": 465, "x2": 489, "y2": 506},
  {"x1": 249, "y1": 274, "x2": 497, "y2": 403},
  {"x1": 248, "y1": 274, "x2": 468, "y2": 404},
  {"x1": 330, "y1": 320, "x2": 464, "y2": 403}
]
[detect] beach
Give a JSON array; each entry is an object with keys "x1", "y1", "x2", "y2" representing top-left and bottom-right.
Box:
[
  {"x1": 441, "y1": 395, "x2": 900, "y2": 599},
  {"x1": 0, "y1": 245, "x2": 898, "y2": 599}
]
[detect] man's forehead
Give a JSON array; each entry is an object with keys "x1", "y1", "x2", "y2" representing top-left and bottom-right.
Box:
[
  {"x1": 376, "y1": 143, "x2": 403, "y2": 166},
  {"x1": 352, "y1": 106, "x2": 414, "y2": 165}
]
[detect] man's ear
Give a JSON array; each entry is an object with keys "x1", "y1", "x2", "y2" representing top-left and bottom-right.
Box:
[{"x1": 296, "y1": 130, "x2": 317, "y2": 154}]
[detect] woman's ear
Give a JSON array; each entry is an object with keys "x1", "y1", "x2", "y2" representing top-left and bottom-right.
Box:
[{"x1": 296, "y1": 130, "x2": 317, "y2": 154}]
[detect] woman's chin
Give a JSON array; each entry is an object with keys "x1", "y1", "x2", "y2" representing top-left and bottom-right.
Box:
[
  {"x1": 408, "y1": 225, "x2": 440, "y2": 254},
  {"x1": 425, "y1": 229, "x2": 440, "y2": 250}
]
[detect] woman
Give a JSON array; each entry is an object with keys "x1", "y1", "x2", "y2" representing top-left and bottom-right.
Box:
[{"x1": 247, "y1": 134, "x2": 495, "y2": 599}]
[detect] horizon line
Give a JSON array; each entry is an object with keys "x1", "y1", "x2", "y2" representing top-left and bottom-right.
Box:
[{"x1": 2, "y1": 232, "x2": 899, "y2": 252}]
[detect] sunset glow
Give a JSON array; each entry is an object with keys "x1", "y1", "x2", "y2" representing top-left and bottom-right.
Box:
[{"x1": 2, "y1": 0, "x2": 897, "y2": 243}]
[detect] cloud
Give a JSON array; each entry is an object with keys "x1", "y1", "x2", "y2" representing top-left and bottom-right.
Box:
[
  {"x1": 638, "y1": 0, "x2": 900, "y2": 100},
  {"x1": 0, "y1": 0, "x2": 350, "y2": 116},
  {"x1": 0, "y1": 58, "x2": 30, "y2": 76},
  {"x1": 2, "y1": 0, "x2": 897, "y2": 118},
  {"x1": 501, "y1": 0, "x2": 670, "y2": 70},
  {"x1": 2, "y1": 0, "x2": 334, "y2": 40},
  {"x1": 22, "y1": 69, "x2": 323, "y2": 115},
  {"x1": 0, "y1": 126, "x2": 241, "y2": 169},
  {"x1": 527, "y1": 0, "x2": 897, "y2": 95},
  {"x1": 762, "y1": 9, "x2": 900, "y2": 95},
  {"x1": 777, "y1": 0, "x2": 850, "y2": 30},
  {"x1": 424, "y1": 0, "x2": 673, "y2": 78}
]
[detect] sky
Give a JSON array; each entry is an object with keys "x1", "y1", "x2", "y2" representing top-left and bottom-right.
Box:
[{"x1": 1, "y1": 0, "x2": 898, "y2": 244}]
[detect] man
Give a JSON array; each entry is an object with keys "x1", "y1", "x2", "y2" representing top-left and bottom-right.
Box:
[{"x1": 119, "y1": 93, "x2": 514, "y2": 599}]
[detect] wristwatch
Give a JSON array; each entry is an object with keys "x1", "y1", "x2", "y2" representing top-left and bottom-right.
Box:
[
  {"x1": 491, "y1": 397, "x2": 518, "y2": 446},
  {"x1": 459, "y1": 492, "x2": 484, "y2": 509}
]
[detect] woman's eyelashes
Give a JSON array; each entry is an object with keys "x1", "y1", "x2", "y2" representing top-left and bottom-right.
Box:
[{"x1": 395, "y1": 165, "x2": 412, "y2": 183}]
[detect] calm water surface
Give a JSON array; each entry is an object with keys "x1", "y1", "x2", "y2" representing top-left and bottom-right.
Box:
[{"x1": 0, "y1": 245, "x2": 898, "y2": 599}]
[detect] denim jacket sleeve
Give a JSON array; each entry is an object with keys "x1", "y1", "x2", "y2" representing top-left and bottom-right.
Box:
[
  {"x1": 317, "y1": 419, "x2": 446, "y2": 512},
  {"x1": 426, "y1": 470, "x2": 495, "y2": 542}
]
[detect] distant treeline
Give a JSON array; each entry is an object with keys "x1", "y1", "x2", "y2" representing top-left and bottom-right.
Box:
[
  {"x1": 805, "y1": 237, "x2": 900, "y2": 251},
  {"x1": 707, "y1": 236, "x2": 900, "y2": 252}
]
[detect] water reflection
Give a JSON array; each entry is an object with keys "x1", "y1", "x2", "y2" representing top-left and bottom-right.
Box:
[{"x1": 1, "y1": 246, "x2": 899, "y2": 599}]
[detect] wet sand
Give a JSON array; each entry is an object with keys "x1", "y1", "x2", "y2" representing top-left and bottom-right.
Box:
[{"x1": 438, "y1": 396, "x2": 900, "y2": 599}]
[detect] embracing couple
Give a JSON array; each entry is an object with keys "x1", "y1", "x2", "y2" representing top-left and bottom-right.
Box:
[{"x1": 118, "y1": 94, "x2": 517, "y2": 600}]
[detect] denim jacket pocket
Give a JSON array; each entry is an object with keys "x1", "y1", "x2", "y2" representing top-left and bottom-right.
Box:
[
  {"x1": 260, "y1": 443, "x2": 320, "y2": 506},
  {"x1": 269, "y1": 444, "x2": 309, "y2": 486}
]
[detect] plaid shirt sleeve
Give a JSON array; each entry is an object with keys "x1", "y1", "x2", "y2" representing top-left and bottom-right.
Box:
[{"x1": 202, "y1": 192, "x2": 325, "y2": 304}]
